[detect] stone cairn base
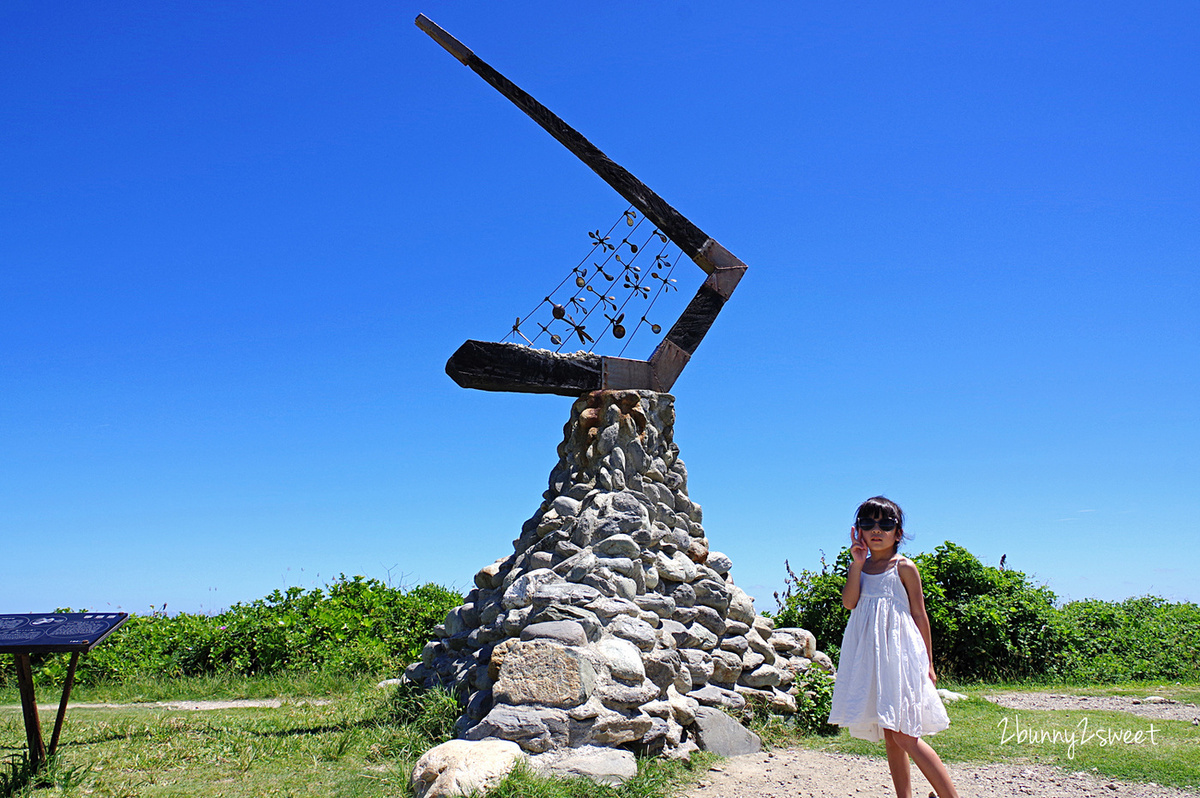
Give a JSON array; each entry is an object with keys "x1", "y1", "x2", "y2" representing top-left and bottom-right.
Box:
[{"x1": 403, "y1": 390, "x2": 832, "y2": 765}]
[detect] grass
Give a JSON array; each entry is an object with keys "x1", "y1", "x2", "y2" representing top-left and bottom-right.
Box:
[
  {"x1": 770, "y1": 681, "x2": 1200, "y2": 791},
  {"x1": 3, "y1": 674, "x2": 1199, "y2": 796},
  {"x1": 0, "y1": 673, "x2": 441, "y2": 797}
]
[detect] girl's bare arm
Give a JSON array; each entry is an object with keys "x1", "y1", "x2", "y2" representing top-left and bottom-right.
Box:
[
  {"x1": 842, "y1": 526, "x2": 867, "y2": 610},
  {"x1": 898, "y1": 558, "x2": 937, "y2": 684}
]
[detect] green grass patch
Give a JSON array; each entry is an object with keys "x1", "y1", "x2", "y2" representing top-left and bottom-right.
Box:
[{"x1": 0, "y1": 674, "x2": 454, "y2": 798}]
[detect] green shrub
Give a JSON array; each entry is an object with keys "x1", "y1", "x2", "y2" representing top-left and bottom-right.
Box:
[
  {"x1": 774, "y1": 541, "x2": 1200, "y2": 684},
  {"x1": 14, "y1": 576, "x2": 462, "y2": 688},
  {"x1": 1053, "y1": 595, "x2": 1200, "y2": 682},
  {"x1": 775, "y1": 542, "x2": 1066, "y2": 682}
]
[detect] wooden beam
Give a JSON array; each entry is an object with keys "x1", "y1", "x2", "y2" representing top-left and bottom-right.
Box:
[
  {"x1": 416, "y1": 14, "x2": 711, "y2": 260},
  {"x1": 446, "y1": 340, "x2": 603, "y2": 396},
  {"x1": 418, "y1": 14, "x2": 751, "y2": 394},
  {"x1": 15, "y1": 653, "x2": 46, "y2": 772}
]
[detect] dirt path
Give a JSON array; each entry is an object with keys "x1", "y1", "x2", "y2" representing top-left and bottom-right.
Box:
[
  {"x1": 681, "y1": 748, "x2": 1199, "y2": 798},
  {"x1": 2, "y1": 698, "x2": 332, "y2": 712},
  {"x1": 683, "y1": 692, "x2": 1200, "y2": 798}
]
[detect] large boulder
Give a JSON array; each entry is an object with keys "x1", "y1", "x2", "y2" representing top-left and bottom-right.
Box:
[
  {"x1": 411, "y1": 739, "x2": 525, "y2": 798},
  {"x1": 530, "y1": 745, "x2": 637, "y2": 785},
  {"x1": 690, "y1": 706, "x2": 762, "y2": 757}
]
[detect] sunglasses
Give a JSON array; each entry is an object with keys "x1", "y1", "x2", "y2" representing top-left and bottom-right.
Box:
[{"x1": 856, "y1": 518, "x2": 898, "y2": 532}]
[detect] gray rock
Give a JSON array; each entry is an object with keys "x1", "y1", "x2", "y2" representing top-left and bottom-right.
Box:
[
  {"x1": 493, "y1": 640, "x2": 596, "y2": 708},
  {"x1": 691, "y1": 706, "x2": 761, "y2": 756},
  {"x1": 688, "y1": 684, "x2": 746, "y2": 712},
  {"x1": 595, "y1": 637, "x2": 645, "y2": 684},
  {"x1": 643, "y1": 649, "x2": 682, "y2": 691},
  {"x1": 711, "y1": 649, "x2": 743, "y2": 683},
  {"x1": 671, "y1": 606, "x2": 699, "y2": 625},
  {"x1": 502, "y1": 569, "x2": 564, "y2": 610},
  {"x1": 526, "y1": 604, "x2": 602, "y2": 642},
  {"x1": 502, "y1": 607, "x2": 531, "y2": 637},
  {"x1": 634, "y1": 593, "x2": 676, "y2": 618},
  {"x1": 745, "y1": 627, "x2": 777, "y2": 663},
  {"x1": 596, "y1": 556, "x2": 638, "y2": 578},
  {"x1": 692, "y1": 577, "x2": 731, "y2": 612},
  {"x1": 720, "y1": 635, "x2": 749, "y2": 655},
  {"x1": 631, "y1": 522, "x2": 668, "y2": 548},
  {"x1": 520, "y1": 620, "x2": 588, "y2": 647},
  {"x1": 531, "y1": 582, "x2": 602, "y2": 608},
  {"x1": 664, "y1": 581, "x2": 696, "y2": 607},
  {"x1": 597, "y1": 678, "x2": 661, "y2": 709},
  {"x1": 475, "y1": 559, "x2": 508, "y2": 591},
  {"x1": 723, "y1": 619, "x2": 750, "y2": 637},
  {"x1": 593, "y1": 533, "x2": 640, "y2": 559},
  {"x1": 530, "y1": 745, "x2": 637, "y2": 785},
  {"x1": 581, "y1": 572, "x2": 617, "y2": 597},
  {"x1": 411, "y1": 739, "x2": 526, "y2": 798},
  {"x1": 679, "y1": 649, "x2": 714, "y2": 687},
  {"x1": 693, "y1": 605, "x2": 727, "y2": 637},
  {"x1": 706, "y1": 551, "x2": 733, "y2": 575},
  {"x1": 742, "y1": 649, "x2": 765, "y2": 672},
  {"x1": 608, "y1": 572, "x2": 637, "y2": 600},
  {"x1": 775, "y1": 627, "x2": 818, "y2": 659},
  {"x1": 752, "y1": 614, "x2": 775, "y2": 635},
  {"x1": 465, "y1": 704, "x2": 570, "y2": 754},
  {"x1": 552, "y1": 495, "x2": 582, "y2": 518},
  {"x1": 572, "y1": 709, "x2": 654, "y2": 747},
  {"x1": 585, "y1": 595, "x2": 640, "y2": 620},
  {"x1": 685, "y1": 622, "x2": 719, "y2": 651},
  {"x1": 727, "y1": 587, "x2": 756, "y2": 625},
  {"x1": 608, "y1": 615, "x2": 658, "y2": 651},
  {"x1": 658, "y1": 619, "x2": 689, "y2": 648},
  {"x1": 739, "y1": 663, "x2": 784, "y2": 689}
]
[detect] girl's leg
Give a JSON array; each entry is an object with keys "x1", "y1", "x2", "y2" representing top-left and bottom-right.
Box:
[
  {"x1": 882, "y1": 729, "x2": 912, "y2": 798},
  {"x1": 886, "y1": 730, "x2": 959, "y2": 798}
]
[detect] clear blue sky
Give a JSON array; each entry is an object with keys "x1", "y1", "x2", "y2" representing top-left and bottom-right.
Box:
[{"x1": 3, "y1": 2, "x2": 1197, "y2": 618}]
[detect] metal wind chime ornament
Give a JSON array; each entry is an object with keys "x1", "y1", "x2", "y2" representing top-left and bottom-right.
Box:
[{"x1": 418, "y1": 15, "x2": 748, "y2": 396}]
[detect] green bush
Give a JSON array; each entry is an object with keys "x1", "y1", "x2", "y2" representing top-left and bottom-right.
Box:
[
  {"x1": 909, "y1": 542, "x2": 1064, "y2": 681},
  {"x1": 1054, "y1": 595, "x2": 1200, "y2": 682},
  {"x1": 15, "y1": 576, "x2": 462, "y2": 688},
  {"x1": 774, "y1": 542, "x2": 1063, "y2": 682}
]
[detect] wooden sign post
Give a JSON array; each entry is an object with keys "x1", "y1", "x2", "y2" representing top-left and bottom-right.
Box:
[{"x1": 1, "y1": 612, "x2": 128, "y2": 772}]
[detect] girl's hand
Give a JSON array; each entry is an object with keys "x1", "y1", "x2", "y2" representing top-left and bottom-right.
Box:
[
  {"x1": 928, "y1": 663, "x2": 938, "y2": 686},
  {"x1": 849, "y1": 526, "x2": 869, "y2": 566}
]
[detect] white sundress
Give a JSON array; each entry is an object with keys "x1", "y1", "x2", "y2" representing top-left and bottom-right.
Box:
[{"x1": 827, "y1": 559, "x2": 950, "y2": 742}]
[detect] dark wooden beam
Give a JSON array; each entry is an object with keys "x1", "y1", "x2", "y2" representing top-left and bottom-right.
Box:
[
  {"x1": 417, "y1": 14, "x2": 750, "y2": 394},
  {"x1": 416, "y1": 14, "x2": 710, "y2": 260}
]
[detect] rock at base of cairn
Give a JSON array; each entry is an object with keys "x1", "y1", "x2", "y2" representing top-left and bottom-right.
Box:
[{"x1": 404, "y1": 390, "x2": 832, "y2": 770}]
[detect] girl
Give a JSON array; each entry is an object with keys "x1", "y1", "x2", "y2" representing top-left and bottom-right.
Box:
[{"x1": 827, "y1": 497, "x2": 960, "y2": 798}]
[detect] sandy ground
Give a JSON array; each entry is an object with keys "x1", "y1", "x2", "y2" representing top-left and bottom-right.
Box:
[
  {"x1": 682, "y1": 692, "x2": 1200, "y2": 798},
  {"x1": 680, "y1": 748, "x2": 1198, "y2": 798}
]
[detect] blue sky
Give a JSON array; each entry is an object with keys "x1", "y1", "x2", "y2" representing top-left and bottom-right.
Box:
[{"x1": 3, "y1": 2, "x2": 1197, "y2": 618}]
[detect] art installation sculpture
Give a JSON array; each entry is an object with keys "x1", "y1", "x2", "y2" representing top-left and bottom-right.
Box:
[{"x1": 407, "y1": 16, "x2": 832, "y2": 792}]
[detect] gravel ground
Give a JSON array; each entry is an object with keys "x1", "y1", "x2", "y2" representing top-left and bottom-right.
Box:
[
  {"x1": 985, "y1": 693, "x2": 1200, "y2": 724},
  {"x1": 680, "y1": 748, "x2": 1199, "y2": 798},
  {"x1": 681, "y1": 692, "x2": 1200, "y2": 798}
]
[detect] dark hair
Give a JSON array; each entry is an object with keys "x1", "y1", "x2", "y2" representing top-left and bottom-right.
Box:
[{"x1": 855, "y1": 496, "x2": 905, "y2": 543}]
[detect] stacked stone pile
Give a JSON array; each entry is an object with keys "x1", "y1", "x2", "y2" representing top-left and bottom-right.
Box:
[{"x1": 403, "y1": 390, "x2": 832, "y2": 761}]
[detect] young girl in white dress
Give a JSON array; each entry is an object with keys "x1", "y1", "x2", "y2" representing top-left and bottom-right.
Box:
[{"x1": 827, "y1": 497, "x2": 960, "y2": 798}]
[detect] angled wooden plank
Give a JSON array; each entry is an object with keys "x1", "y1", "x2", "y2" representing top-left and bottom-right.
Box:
[
  {"x1": 417, "y1": 14, "x2": 750, "y2": 394},
  {"x1": 416, "y1": 14, "x2": 710, "y2": 260}
]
